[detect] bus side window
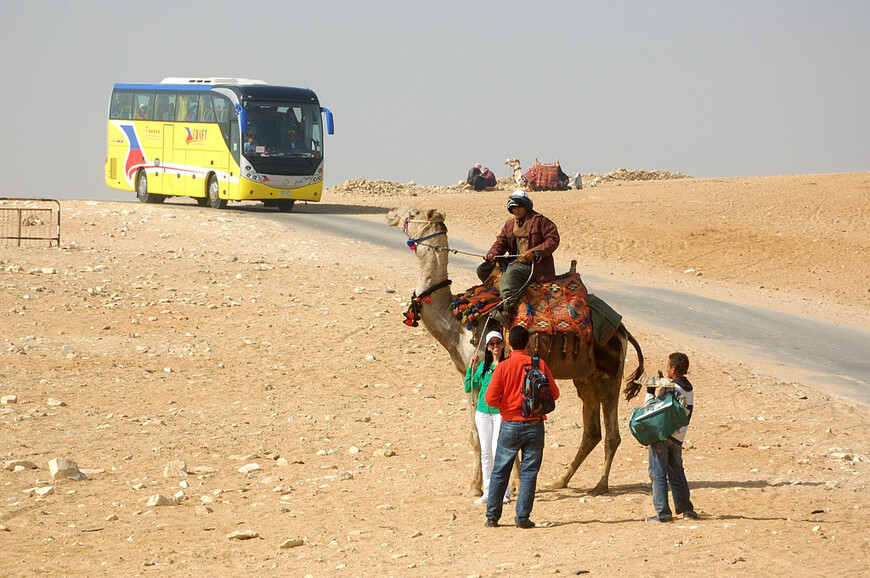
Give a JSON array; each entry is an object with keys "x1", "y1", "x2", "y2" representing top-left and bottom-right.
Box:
[
  {"x1": 110, "y1": 92, "x2": 134, "y2": 120},
  {"x1": 155, "y1": 93, "x2": 177, "y2": 121},
  {"x1": 176, "y1": 95, "x2": 192, "y2": 122},
  {"x1": 198, "y1": 94, "x2": 216, "y2": 123},
  {"x1": 134, "y1": 93, "x2": 153, "y2": 120}
]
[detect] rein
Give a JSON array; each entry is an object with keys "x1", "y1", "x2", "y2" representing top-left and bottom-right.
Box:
[{"x1": 402, "y1": 279, "x2": 453, "y2": 327}]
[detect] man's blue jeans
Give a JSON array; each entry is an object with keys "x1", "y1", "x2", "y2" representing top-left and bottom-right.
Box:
[
  {"x1": 648, "y1": 438, "x2": 694, "y2": 518},
  {"x1": 486, "y1": 420, "x2": 545, "y2": 525}
]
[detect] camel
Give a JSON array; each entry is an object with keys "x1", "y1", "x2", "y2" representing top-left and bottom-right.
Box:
[
  {"x1": 386, "y1": 206, "x2": 645, "y2": 496},
  {"x1": 505, "y1": 157, "x2": 571, "y2": 190},
  {"x1": 505, "y1": 158, "x2": 526, "y2": 188}
]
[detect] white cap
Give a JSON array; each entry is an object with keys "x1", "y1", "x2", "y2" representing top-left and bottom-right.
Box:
[{"x1": 484, "y1": 330, "x2": 503, "y2": 345}]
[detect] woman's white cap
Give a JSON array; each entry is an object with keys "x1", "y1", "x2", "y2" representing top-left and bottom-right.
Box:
[{"x1": 485, "y1": 330, "x2": 504, "y2": 345}]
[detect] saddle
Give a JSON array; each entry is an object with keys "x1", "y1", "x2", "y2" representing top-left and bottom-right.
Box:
[
  {"x1": 453, "y1": 272, "x2": 594, "y2": 341},
  {"x1": 523, "y1": 161, "x2": 564, "y2": 190}
]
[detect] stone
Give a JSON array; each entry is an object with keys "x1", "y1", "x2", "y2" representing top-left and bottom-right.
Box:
[
  {"x1": 1, "y1": 395, "x2": 18, "y2": 405},
  {"x1": 147, "y1": 494, "x2": 176, "y2": 507},
  {"x1": 3, "y1": 460, "x2": 38, "y2": 471},
  {"x1": 279, "y1": 538, "x2": 304, "y2": 549},
  {"x1": 226, "y1": 530, "x2": 259, "y2": 540},
  {"x1": 238, "y1": 463, "x2": 261, "y2": 474},
  {"x1": 373, "y1": 448, "x2": 397, "y2": 457},
  {"x1": 48, "y1": 457, "x2": 87, "y2": 481},
  {"x1": 46, "y1": 398, "x2": 66, "y2": 407},
  {"x1": 106, "y1": 514, "x2": 119, "y2": 521},
  {"x1": 193, "y1": 466, "x2": 219, "y2": 474},
  {"x1": 163, "y1": 460, "x2": 189, "y2": 478},
  {"x1": 34, "y1": 486, "x2": 54, "y2": 497}
]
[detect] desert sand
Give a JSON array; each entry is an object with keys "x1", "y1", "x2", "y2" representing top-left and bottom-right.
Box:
[{"x1": 1, "y1": 171, "x2": 868, "y2": 576}]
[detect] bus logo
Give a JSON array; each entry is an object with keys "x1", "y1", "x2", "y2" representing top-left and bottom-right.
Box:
[{"x1": 185, "y1": 127, "x2": 208, "y2": 144}]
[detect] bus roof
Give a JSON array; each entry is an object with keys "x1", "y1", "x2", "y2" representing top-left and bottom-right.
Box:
[{"x1": 112, "y1": 80, "x2": 319, "y2": 103}]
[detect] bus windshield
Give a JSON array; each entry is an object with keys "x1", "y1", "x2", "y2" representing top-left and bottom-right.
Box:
[{"x1": 243, "y1": 102, "x2": 322, "y2": 159}]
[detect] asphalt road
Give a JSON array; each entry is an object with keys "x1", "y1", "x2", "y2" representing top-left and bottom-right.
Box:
[{"x1": 241, "y1": 205, "x2": 870, "y2": 405}]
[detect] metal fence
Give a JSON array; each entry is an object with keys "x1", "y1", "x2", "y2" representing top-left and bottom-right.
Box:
[{"x1": 0, "y1": 198, "x2": 61, "y2": 247}]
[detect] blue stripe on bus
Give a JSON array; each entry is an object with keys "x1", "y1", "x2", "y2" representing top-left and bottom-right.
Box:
[{"x1": 113, "y1": 83, "x2": 212, "y2": 92}]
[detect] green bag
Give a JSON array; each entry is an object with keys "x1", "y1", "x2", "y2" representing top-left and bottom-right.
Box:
[{"x1": 629, "y1": 391, "x2": 689, "y2": 446}]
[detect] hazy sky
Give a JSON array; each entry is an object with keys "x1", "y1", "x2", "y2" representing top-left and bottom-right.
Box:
[{"x1": 2, "y1": 1, "x2": 868, "y2": 201}]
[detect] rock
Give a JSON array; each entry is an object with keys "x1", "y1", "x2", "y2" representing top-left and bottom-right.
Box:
[
  {"x1": 3, "y1": 460, "x2": 38, "y2": 471},
  {"x1": 48, "y1": 457, "x2": 87, "y2": 481},
  {"x1": 238, "y1": 463, "x2": 261, "y2": 474},
  {"x1": 34, "y1": 486, "x2": 54, "y2": 497},
  {"x1": 195, "y1": 505, "x2": 213, "y2": 516},
  {"x1": 193, "y1": 466, "x2": 219, "y2": 474},
  {"x1": 163, "y1": 460, "x2": 189, "y2": 478},
  {"x1": 226, "y1": 530, "x2": 259, "y2": 540},
  {"x1": 147, "y1": 494, "x2": 176, "y2": 507},
  {"x1": 106, "y1": 514, "x2": 119, "y2": 521},
  {"x1": 279, "y1": 538, "x2": 304, "y2": 549},
  {"x1": 1, "y1": 395, "x2": 18, "y2": 404},
  {"x1": 373, "y1": 448, "x2": 397, "y2": 457},
  {"x1": 46, "y1": 398, "x2": 66, "y2": 407}
]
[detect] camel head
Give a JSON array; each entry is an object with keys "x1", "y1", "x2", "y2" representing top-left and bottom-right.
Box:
[
  {"x1": 505, "y1": 158, "x2": 521, "y2": 171},
  {"x1": 386, "y1": 207, "x2": 447, "y2": 241}
]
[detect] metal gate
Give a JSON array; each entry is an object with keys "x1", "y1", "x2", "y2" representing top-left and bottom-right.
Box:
[{"x1": 0, "y1": 198, "x2": 61, "y2": 247}]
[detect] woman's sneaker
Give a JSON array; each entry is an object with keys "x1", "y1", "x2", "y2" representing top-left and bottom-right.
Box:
[{"x1": 473, "y1": 496, "x2": 487, "y2": 505}]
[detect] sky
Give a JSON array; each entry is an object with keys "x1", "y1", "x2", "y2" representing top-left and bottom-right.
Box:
[{"x1": 1, "y1": 1, "x2": 868, "y2": 201}]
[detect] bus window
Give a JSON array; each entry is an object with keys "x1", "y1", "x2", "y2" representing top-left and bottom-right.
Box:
[
  {"x1": 177, "y1": 94, "x2": 194, "y2": 121},
  {"x1": 214, "y1": 96, "x2": 230, "y2": 123},
  {"x1": 154, "y1": 93, "x2": 177, "y2": 121},
  {"x1": 198, "y1": 94, "x2": 216, "y2": 123},
  {"x1": 134, "y1": 93, "x2": 153, "y2": 120},
  {"x1": 110, "y1": 91, "x2": 133, "y2": 119}
]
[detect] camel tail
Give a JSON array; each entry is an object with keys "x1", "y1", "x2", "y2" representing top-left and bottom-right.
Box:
[{"x1": 621, "y1": 325, "x2": 645, "y2": 401}]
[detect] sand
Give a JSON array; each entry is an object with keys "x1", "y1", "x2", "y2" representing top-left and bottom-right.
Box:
[{"x1": 1, "y1": 172, "x2": 868, "y2": 576}]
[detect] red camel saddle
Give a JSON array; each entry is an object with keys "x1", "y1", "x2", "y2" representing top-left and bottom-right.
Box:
[{"x1": 453, "y1": 272, "x2": 594, "y2": 340}]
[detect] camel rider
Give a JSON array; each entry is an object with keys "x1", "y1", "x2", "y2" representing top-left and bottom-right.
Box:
[{"x1": 477, "y1": 191, "x2": 560, "y2": 326}]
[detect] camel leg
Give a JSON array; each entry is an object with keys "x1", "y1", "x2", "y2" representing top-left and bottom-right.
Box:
[
  {"x1": 467, "y1": 390, "x2": 483, "y2": 497},
  {"x1": 590, "y1": 387, "x2": 622, "y2": 495},
  {"x1": 550, "y1": 382, "x2": 602, "y2": 490}
]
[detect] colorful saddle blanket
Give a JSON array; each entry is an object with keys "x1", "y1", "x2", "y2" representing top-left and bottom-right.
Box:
[
  {"x1": 453, "y1": 273, "x2": 593, "y2": 341},
  {"x1": 523, "y1": 162, "x2": 563, "y2": 190}
]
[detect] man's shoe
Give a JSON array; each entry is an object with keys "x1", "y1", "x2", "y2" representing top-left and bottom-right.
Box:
[
  {"x1": 645, "y1": 515, "x2": 673, "y2": 523},
  {"x1": 473, "y1": 495, "x2": 487, "y2": 505},
  {"x1": 502, "y1": 495, "x2": 511, "y2": 504},
  {"x1": 490, "y1": 308, "x2": 512, "y2": 327},
  {"x1": 516, "y1": 519, "x2": 536, "y2": 529},
  {"x1": 683, "y1": 510, "x2": 699, "y2": 519},
  {"x1": 485, "y1": 518, "x2": 499, "y2": 528}
]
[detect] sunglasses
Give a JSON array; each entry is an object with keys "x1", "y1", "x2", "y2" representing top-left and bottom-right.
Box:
[{"x1": 488, "y1": 340, "x2": 504, "y2": 346}]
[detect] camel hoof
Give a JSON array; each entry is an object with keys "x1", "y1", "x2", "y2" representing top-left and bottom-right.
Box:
[
  {"x1": 548, "y1": 478, "x2": 568, "y2": 490},
  {"x1": 588, "y1": 484, "x2": 609, "y2": 496}
]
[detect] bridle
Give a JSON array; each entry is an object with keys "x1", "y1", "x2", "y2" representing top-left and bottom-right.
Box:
[{"x1": 401, "y1": 217, "x2": 448, "y2": 251}]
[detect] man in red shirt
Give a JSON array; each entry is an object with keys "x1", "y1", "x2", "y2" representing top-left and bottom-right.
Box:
[{"x1": 483, "y1": 326, "x2": 560, "y2": 528}]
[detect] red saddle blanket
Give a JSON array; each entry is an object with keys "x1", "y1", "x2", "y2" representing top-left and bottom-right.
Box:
[
  {"x1": 523, "y1": 162, "x2": 562, "y2": 190},
  {"x1": 453, "y1": 273, "x2": 593, "y2": 340}
]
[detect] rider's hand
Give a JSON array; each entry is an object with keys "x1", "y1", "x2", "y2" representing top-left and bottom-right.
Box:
[
  {"x1": 470, "y1": 353, "x2": 479, "y2": 366},
  {"x1": 485, "y1": 252, "x2": 495, "y2": 262}
]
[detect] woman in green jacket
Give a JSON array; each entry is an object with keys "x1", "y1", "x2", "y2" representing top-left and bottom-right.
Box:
[{"x1": 465, "y1": 330, "x2": 510, "y2": 504}]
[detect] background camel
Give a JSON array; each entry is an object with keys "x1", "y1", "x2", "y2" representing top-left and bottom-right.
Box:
[
  {"x1": 505, "y1": 158, "x2": 526, "y2": 187},
  {"x1": 387, "y1": 206, "x2": 645, "y2": 495}
]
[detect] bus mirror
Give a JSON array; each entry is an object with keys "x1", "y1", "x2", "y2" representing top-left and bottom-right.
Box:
[
  {"x1": 236, "y1": 104, "x2": 248, "y2": 133},
  {"x1": 321, "y1": 107, "x2": 334, "y2": 135}
]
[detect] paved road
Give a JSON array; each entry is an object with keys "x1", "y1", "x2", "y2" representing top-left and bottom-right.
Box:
[{"x1": 244, "y1": 206, "x2": 870, "y2": 405}]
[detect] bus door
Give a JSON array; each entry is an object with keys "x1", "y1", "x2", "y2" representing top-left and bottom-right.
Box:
[{"x1": 162, "y1": 125, "x2": 174, "y2": 195}]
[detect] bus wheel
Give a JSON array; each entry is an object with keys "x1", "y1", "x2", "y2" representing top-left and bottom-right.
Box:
[
  {"x1": 195, "y1": 197, "x2": 209, "y2": 207},
  {"x1": 136, "y1": 171, "x2": 164, "y2": 204},
  {"x1": 276, "y1": 199, "x2": 296, "y2": 212},
  {"x1": 207, "y1": 175, "x2": 227, "y2": 209}
]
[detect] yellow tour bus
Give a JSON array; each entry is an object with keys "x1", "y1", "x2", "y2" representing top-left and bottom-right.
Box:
[{"x1": 106, "y1": 77, "x2": 334, "y2": 211}]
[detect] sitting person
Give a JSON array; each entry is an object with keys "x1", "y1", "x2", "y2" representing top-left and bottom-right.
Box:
[
  {"x1": 244, "y1": 135, "x2": 256, "y2": 155},
  {"x1": 475, "y1": 167, "x2": 497, "y2": 191},
  {"x1": 466, "y1": 163, "x2": 482, "y2": 188},
  {"x1": 476, "y1": 191, "x2": 560, "y2": 326}
]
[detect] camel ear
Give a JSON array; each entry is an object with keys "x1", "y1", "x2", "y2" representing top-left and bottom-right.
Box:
[{"x1": 425, "y1": 208, "x2": 445, "y2": 222}]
